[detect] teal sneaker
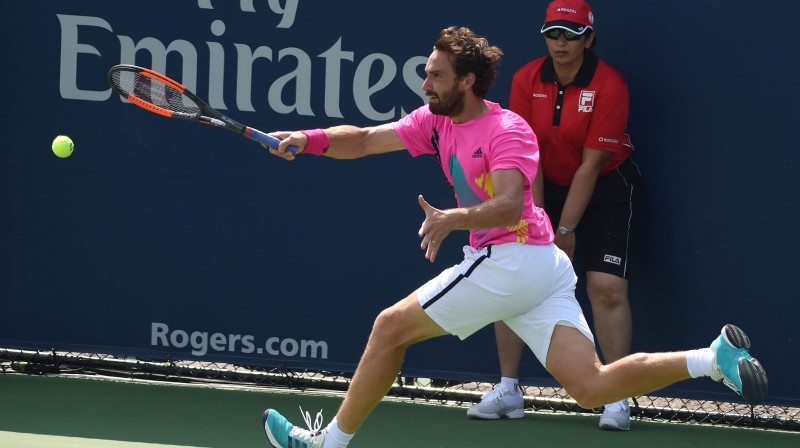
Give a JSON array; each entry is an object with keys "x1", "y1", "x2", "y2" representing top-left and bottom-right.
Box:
[
  {"x1": 710, "y1": 324, "x2": 768, "y2": 406},
  {"x1": 263, "y1": 407, "x2": 327, "y2": 448}
]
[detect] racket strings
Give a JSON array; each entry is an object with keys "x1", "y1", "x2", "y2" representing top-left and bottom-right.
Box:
[{"x1": 110, "y1": 71, "x2": 200, "y2": 116}]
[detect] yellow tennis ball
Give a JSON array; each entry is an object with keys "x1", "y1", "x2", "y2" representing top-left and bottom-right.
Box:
[{"x1": 52, "y1": 135, "x2": 74, "y2": 158}]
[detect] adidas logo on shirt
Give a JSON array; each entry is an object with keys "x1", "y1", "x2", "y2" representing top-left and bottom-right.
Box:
[{"x1": 472, "y1": 147, "x2": 483, "y2": 158}]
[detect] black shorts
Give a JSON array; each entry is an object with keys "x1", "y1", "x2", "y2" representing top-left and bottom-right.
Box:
[{"x1": 544, "y1": 158, "x2": 642, "y2": 279}]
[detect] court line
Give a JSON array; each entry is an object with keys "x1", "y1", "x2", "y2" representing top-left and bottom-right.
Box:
[{"x1": 0, "y1": 431, "x2": 212, "y2": 448}]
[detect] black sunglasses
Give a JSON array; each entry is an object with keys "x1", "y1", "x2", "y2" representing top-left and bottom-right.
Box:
[{"x1": 544, "y1": 28, "x2": 584, "y2": 41}]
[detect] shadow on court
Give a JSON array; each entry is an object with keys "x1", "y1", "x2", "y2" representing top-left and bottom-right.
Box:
[{"x1": 0, "y1": 374, "x2": 796, "y2": 447}]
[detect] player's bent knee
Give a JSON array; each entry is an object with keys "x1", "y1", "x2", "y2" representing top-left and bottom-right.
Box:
[
  {"x1": 370, "y1": 305, "x2": 417, "y2": 349},
  {"x1": 369, "y1": 294, "x2": 445, "y2": 350},
  {"x1": 557, "y1": 368, "x2": 609, "y2": 409},
  {"x1": 571, "y1": 391, "x2": 605, "y2": 410},
  {"x1": 561, "y1": 382, "x2": 607, "y2": 409}
]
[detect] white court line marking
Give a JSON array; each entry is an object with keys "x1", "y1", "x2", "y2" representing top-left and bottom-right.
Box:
[{"x1": 0, "y1": 431, "x2": 212, "y2": 448}]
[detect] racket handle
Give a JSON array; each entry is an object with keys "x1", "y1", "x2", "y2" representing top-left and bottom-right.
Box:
[{"x1": 246, "y1": 128, "x2": 298, "y2": 154}]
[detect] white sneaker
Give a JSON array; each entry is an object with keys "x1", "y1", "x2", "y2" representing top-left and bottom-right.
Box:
[
  {"x1": 466, "y1": 386, "x2": 525, "y2": 419},
  {"x1": 598, "y1": 399, "x2": 631, "y2": 431}
]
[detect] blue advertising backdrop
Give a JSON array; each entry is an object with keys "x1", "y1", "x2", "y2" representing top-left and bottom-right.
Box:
[{"x1": 2, "y1": 1, "x2": 799, "y2": 406}]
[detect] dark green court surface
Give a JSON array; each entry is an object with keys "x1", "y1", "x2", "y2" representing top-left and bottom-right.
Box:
[{"x1": 0, "y1": 374, "x2": 796, "y2": 447}]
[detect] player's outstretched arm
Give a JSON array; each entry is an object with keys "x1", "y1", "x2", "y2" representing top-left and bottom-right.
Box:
[
  {"x1": 267, "y1": 123, "x2": 405, "y2": 161},
  {"x1": 325, "y1": 123, "x2": 406, "y2": 159}
]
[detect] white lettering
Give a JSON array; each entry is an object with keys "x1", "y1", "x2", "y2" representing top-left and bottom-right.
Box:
[
  {"x1": 190, "y1": 331, "x2": 208, "y2": 356},
  {"x1": 268, "y1": 0, "x2": 299, "y2": 28},
  {"x1": 266, "y1": 336, "x2": 280, "y2": 355},
  {"x1": 150, "y1": 322, "x2": 329, "y2": 359},
  {"x1": 241, "y1": 335, "x2": 256, "y2": 353},
  {"x1": 117, "y1": 36, "x2": 198, "y2": 95},
  {"x1": 320, "y1": 38, "x2": 354, "y2": 118},
  {"x1": 170, "y1": 330, "x2": 189, "y2": 348},
  {"x1": 60, "y1": 14, "x2": 426, "y2": 122},
  {"x1": 198, "y1": 0, "x2": 299, "y2": 27},
  {"x1": 235, "y1": 43, "x2": 273, "y2": 112},
  {"x1": 207, "y1": 20, "x2": 228, "y2": 110},
  {"x1": 280, "y1": 338, "x2": 299, "y2": 356},
  {"x1": 268, "y1": 47, "x2": 313, "y2": 115},
  {"x1": 228, "y1": 333, "x2": 242, "y2": 350},
  {"x1": 151, "y1": 322, "x2": 169, "y2": 346},
  {"x1": 598, "y1": 137, "x2": 619, "y2": 144},
  {"x1": 354, "y1": 53, "x2": 397, "y2": 121},
  {"x1": 57, "y1": 15, "x2": 114, "y2": 101},
  {"x1": 402, "y1": 56, "x2": 428, "y2": 117},
  {"x1": 210, "y1": 332, "x2": 227, "y2": 351},
  {"x1": 301, "y1": 340, "x2": 328, "y2": 358}
]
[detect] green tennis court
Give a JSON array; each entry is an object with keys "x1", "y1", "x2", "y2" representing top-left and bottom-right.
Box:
[{"x1": 0, "y1": 374, "x2": 796, "y2": 447}]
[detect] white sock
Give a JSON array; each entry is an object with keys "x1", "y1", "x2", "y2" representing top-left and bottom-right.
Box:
[
  {"x1": 686, "y1": 348, "x2": 715, "y2": 378},
  {"x1": 500, "y1": 376, "x2": 519, "y2": 392},
  {"x1": 323, "y1": 417, "x2": 353, "y2": 448}
]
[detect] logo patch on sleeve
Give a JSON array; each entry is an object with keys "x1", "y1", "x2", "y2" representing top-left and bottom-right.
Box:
[{"x1": 603, "y1": 254, "x2": 622, "y2": 265}]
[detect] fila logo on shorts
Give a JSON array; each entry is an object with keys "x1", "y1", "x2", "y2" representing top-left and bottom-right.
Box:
[
  {"x1": 604, "y1": 254, "x2": 622, "y2": 265},
  {"x1": 578, "y1": 90, "x2": 595, "y2": 112}
]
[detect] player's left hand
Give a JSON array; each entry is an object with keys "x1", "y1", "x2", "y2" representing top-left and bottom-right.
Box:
[{"x1": 417, "y1": 195, "x2": 451, "y2": 263}]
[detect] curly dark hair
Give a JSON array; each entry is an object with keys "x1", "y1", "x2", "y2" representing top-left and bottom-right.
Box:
[{"x1": 433, "y1": 26, "x2": 503, "y2": 98}]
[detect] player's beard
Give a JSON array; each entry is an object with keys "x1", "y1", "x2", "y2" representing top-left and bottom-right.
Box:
[{"x1": 428, "y1": 83, "x2": 465, "y2": 117}]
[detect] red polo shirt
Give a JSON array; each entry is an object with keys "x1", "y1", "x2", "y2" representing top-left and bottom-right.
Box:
[{"x1": 509, "y1": 52, "x2": 633, "y2": 186}]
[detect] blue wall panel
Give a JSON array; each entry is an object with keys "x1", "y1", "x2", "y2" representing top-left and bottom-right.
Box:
[{"x1": 2, "y1": 1, "x2": 798, "y2": 406}]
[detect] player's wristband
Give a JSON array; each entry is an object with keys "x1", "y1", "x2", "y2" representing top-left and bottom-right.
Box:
[{"x1": 300, "y1": 129, "x2": 330, "y2": 155}]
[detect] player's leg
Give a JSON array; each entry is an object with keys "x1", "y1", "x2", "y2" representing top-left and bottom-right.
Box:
[
  {"x1": 545, "y1": 324, "x2": 690, "y2": 409},
  {"x1": 505, "y1": 242, "x2": 768, "y2": 412},
  {"x1": 544, "y1": 323, "x2": 769, "y2": 409},
  {"x1": 264, "y1": 244, "x2": 524, "y2": 448},
  {"x1": 263, "y1": 292, "x2": 448, "y2": 448},
  {"x1": 505, "y1": 294, "x2": 684, "y2": 409},
  {"x1": 336, "y1": 292, "x2": 448, "y2": 432}
]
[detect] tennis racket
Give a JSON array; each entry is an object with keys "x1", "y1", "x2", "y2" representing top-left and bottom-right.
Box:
[{"x1": 107, "y1": 64, "x2": 296, "y2": 153}]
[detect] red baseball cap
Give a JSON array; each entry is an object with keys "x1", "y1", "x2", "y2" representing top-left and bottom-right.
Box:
[{"x1": 540, "y1": 0, "x2": 595, "y2": 35}]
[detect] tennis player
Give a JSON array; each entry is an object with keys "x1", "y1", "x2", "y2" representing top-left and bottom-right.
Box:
[{"x1": 260, "y1": 26, "x2": 767, "y2": 448}]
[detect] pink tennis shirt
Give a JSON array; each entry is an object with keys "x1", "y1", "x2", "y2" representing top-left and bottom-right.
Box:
[{"x1": 394, "y1": 100, "x2": 554, "y2": 249}]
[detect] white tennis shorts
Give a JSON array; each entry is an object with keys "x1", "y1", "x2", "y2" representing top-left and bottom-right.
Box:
[{"x1": 416, "y1": 242, "x2": 594, "y2": 367}]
